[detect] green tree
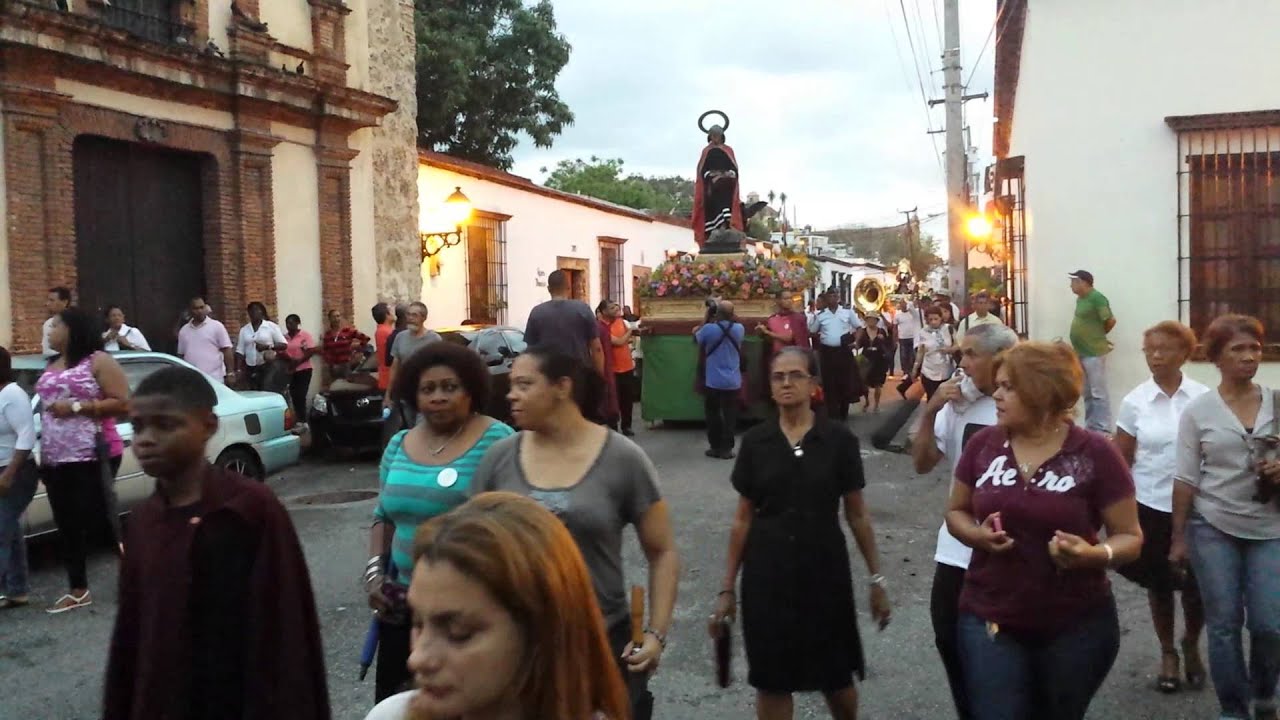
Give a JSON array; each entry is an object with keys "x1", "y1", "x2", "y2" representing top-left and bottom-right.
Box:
[
  {"x1": 543, "y1": 157, "x2": 695, "y2": 215},
  {"x1": 746, "y1": 217, "x2": 771, "y2": 241},
  {"x1": 415, "y1": 0, "x2": 574, "y2": 170}
]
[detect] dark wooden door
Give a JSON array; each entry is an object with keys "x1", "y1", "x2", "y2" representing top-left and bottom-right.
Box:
[{"x1": 74, "y1": 136, "x2": 205, "y2": 354}]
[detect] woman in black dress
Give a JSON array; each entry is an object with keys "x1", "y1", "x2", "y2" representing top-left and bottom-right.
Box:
[
  {"x1": 712, "y1": 347, "x2": 892, "y2": 719},
  {"x1": 856, "y1": 312, "x2": 894, "y2": 413}
]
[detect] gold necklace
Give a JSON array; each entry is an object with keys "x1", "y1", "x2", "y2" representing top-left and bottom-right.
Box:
[{"x1": 429, "y1": 416, "x2": 472, "y2": 455}]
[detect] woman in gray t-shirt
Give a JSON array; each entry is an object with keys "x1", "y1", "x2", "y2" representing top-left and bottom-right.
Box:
[
  {"x1": 1172, "y1": 314, "x2": 1280, "y2": 720},
  {"x1": 471, "y1": 346, "x2": 679, "y2": 718}
]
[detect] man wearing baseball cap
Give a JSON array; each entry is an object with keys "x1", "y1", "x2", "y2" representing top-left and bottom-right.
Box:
[{"x1": 1068, "y1": 269, "x2": 1117, "y2": 432}]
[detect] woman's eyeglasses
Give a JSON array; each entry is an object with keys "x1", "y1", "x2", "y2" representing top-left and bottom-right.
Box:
[{"x1": 770, "y1": 371, "x2": 811, "y2": 384}]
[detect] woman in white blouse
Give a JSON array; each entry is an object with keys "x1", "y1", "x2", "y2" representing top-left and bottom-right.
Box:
[
  {"x1": 0, "y1": 347, "x2": 38, "y2": 609},
  {"x1": 911, "y1": 304, "x2": 956, "y2": 400},
  {"x1": 1114, "y1": 321, "x2": 1210, "y2": 693},
  {"x1": 102, "y1": 306, "x2": 151, "y2": 352}
]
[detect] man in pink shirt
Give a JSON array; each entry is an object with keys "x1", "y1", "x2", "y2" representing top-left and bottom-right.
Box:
[{"x1": 177, "y1": 297, "x2": 235, "y2": 384}]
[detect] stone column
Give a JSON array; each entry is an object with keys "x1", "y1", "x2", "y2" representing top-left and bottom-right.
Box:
[{"x1": 367, "y1": 0, "x2": 421, "y2": 303}]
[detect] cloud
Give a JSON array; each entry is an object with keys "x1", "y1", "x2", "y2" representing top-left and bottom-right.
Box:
[{"x1": 510, "y1": 0, "x2": 996, "y2": 230}]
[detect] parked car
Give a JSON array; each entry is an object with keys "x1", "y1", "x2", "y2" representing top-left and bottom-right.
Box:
[
  {"x1": 13, "y1": 352, "x2": 302, "y2": 538},
  {"x1": 307, "y1": 325, "x2": 525, "y2": 452}
]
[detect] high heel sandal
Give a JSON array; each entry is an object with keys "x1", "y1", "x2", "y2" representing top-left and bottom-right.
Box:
[
  {"x1": 1182, "y1": 638, "x2": 1206, "y2": 691},
  {"x1": 1157, "y1": 649, "x2": 1181, "y2": 694}
]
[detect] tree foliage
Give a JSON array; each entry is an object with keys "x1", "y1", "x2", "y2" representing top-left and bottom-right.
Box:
[
  {"x1": 543, "y1": 157, "x2": 695, "y2": 215},
  {"x1": 415, "y1": 0, "x2": 574, "y2": 170},
  {"x1": 817, "y1": 224, "x2": 943, "y2": 279}
]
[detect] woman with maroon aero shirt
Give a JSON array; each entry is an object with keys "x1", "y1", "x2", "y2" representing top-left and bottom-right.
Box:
[{"x1": 945, "y1": 342, "x2": 1143, "y2": 720}]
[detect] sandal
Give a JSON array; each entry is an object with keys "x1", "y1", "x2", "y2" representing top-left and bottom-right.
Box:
[
  {"x1": 1182, "y1": 637, "x2": 1207, "y2": 691},
  {"x1": 46, "y1": 590, "x2": 92, "y2": 615},
  {"x1": 0, "y1": 595, "x2": 30, "y2": 609},
  {"x1": 1157, "y1": 649, "x2": 1182, "y2": 694}
]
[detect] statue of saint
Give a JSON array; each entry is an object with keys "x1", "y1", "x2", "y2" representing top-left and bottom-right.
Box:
[{"x1": 693, "y1": 112, "x2": 766, "y2": 253}]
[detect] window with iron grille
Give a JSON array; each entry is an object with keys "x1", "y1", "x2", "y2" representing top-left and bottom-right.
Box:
[
  {"x1": 465, "y1": 213, "x2": 509, "y2": 325},
  {"x1": 599, "y1": 238, "x2": 626, "y2": 306},
  {"x1": 1171, "y1": 113, "x2": 1280, "y2": 348},
  {"x1": 100, "y1": 0, "x2": 185, "y2": 45}
]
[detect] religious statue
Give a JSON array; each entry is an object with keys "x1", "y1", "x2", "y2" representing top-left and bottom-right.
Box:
[
  {"x1": 894, "y1": 258, "x2": 915, "y2": 295},
  {"x1": 692, "y1": 111, "x2": 766, "y2": 253}
]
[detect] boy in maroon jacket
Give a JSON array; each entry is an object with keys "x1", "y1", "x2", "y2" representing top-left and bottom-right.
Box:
[{"x1": 103, "y1": 366, "x2": 330, "y2": 720}]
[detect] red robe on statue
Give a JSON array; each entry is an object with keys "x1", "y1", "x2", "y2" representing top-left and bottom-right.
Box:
[{"x1": 692, "y1": 142, "x2": 746, "y2": 248}]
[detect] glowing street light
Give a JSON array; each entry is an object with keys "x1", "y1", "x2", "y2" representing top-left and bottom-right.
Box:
[{"x1": 965, "y1": 213, "x2": 994, "y2": 240}]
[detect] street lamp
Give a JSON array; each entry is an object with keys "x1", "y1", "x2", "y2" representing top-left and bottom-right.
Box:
[
  {"x1": 964, "y1": 213, "x2": 994, "y2": 240},
  {"x1": 419, "y1": 186, "x2": 473, "y2": 259}
]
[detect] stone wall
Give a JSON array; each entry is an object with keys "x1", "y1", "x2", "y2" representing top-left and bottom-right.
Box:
[{"x1": 367, "y1": 0, "x2": 422, "y2": 305}]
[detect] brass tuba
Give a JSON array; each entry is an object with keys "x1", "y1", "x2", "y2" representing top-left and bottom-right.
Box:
[{"x1": 854, "y1": 276, "x2": 887, "y2": 316}]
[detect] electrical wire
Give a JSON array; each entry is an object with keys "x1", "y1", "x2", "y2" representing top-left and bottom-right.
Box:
[
  {"x1": 963, "y1": 22, "x2": 995, "y2": 90},
  {"x1": 882, "y1": 0, "x2": 945, "y2": 177}
]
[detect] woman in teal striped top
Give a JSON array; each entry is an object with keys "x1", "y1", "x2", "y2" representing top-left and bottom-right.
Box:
[{"x1": 363, "y1": 340, "x2": 514, "y2": 701}]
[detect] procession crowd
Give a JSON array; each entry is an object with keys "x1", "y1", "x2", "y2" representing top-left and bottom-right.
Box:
[{"x1": 0, "y1": 265, "x2": 1276, "y2": 720}]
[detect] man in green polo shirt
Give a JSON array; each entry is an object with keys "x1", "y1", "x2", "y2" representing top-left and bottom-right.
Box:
[{"x1": 1068, "y1": 269, "x2": 1116, "y2": 433}]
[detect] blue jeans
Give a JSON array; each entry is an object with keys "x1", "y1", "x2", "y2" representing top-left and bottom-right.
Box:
[
  {"x1": 1078, "y1": 354, "x2": 1112, "y2": 433},
  {"x1": 0, "y1": 459, "x2": 38, "y2": 597},
  {"x1": 958, "y1": 596, "x2": 1119, "y2": 720},
  {"x1": 1187, "y1": 514, "x2": 1280, "y2": 719}
]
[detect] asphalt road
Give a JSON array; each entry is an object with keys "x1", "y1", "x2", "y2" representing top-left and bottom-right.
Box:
[{"x1": 1, "y1": 407, "x2": 1218, "y2": 719}]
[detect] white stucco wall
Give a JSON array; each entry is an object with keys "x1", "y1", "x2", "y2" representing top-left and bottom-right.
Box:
[
  {"x1": 260, "y1": 0, "x2": 314, "y2": 54},
  {"x1": 1008, "y1": 0, "x2": 1280, "y2": 404},
  {"x1": 208, "y1": 0, "x2": 231, "y2": 53},
  {"x1": 271, "y1": 142, "x2": 322, "y2": 332},
  {"x1": 344, "y1": 0, "x2": 371, "y2": 91},
  {"x1": 350, "y1": 128, "x2": 380, "y2": 338},
  {"x1": 418, "y1": 163, "x2": 697, "y2": 330}
]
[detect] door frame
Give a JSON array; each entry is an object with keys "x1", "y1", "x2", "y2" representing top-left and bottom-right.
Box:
[{"x1": 556, "y1": 256, "x2": 590, "y2": 302}]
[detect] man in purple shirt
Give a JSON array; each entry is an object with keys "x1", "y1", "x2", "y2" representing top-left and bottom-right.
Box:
[{"x1": 177, "y1": 297, "x2": 235, "y2": 384}]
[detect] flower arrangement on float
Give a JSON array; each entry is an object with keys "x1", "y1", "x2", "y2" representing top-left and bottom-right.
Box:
[{"x1": 638, "y1": 250, "x2": 817, "y2": 300}]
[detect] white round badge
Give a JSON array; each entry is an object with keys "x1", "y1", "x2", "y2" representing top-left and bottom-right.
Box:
[{"x1": 438, "y1": 467, "x2": 459, "y2": 488}]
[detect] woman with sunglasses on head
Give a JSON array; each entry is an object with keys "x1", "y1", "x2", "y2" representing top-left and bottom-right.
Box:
[
  {"x1": 365, "y1": 341, "x2": 515, "y2": 702},
  {"x1": 363, "y1": 492, "x2": 629, "y2": 720},
  {"x1": 712, "y1": 347, "x2": 891, "y2": 720},
  {"x1": 471, "y1": 346, "x2": 679, "y2": 719}
]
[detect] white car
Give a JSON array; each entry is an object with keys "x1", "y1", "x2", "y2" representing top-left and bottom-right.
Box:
[{"x1": 14, "y1": 352, "x2": 302, "y2": 538}]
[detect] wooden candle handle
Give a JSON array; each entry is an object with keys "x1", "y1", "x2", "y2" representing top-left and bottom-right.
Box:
[{"x1": 630, "y1": 585, "x2": 645, "y2": 648}]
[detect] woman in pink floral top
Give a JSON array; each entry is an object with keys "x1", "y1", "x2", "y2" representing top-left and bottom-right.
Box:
[{"x1": 36, "y1": 308, "x2": 130, "y2": 614}]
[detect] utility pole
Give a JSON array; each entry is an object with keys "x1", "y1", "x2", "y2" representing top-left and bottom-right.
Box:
[{"x1": 931, "y1": 0, "x2": 988, "y2": 304}]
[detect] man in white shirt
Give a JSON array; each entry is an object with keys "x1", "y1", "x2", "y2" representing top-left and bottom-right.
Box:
[
  {"x1": 807, "y1": 288, "x2": 860, "y2": 420},
  {"x1": 893, "y1": 299, "x2": 921, "y2": 375},
  {"x1": 42, "y1": 287, "x2": 72, "y2": 358},
  {"x1": 911, "y1": 322, "x2": 1019, "y2": 720}
]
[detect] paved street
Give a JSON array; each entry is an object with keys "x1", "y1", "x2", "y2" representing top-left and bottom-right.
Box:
[{"x1": 2, "y1": 406, "x2": 1216, "y2": 719}]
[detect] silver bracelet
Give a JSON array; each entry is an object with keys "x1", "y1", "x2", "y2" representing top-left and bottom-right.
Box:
[
  {"x1": 1100, "y1": 542, "x2": 1114, "y2": 567},
  {"x1": 869, "y1": 573, "x2": 888, "y2": 588}
]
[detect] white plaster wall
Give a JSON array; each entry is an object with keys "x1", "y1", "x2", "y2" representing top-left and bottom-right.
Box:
[
  {"x1": 54, "y1": 80, "x2": 235, "y2": 131},
  {"x1": 350, "y1": 128, "x2": 380, "y2": 338},
  {"x1": 0, "y1": 96, "x2": 9, "y2": 348},
  {"x1": 260, "y1": 0, "x2": 314, "y2": 54},
  {"x1": 344, "y1": 0, "x2": 371, "y2": 91},
  {"x1": 418, "y1": 164, "x2": 697, "y2": 330},
  {"x1": 208, "y1": 0, "x2": 231, "y2": 53},
  {"x1": 1008, "y1": 0, "x2": 1280, "y2": 404},
  {"x1": 271, "y1": 142, "x2": 322, "y2": 332}
]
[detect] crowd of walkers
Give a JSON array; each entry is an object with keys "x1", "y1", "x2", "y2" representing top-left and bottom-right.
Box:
[{"x1": 1, "y1": 269, "x2": 1279, "y2": 720}]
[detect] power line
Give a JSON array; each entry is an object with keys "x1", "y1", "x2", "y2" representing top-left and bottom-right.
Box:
[
  {"x1": 963, "y1": 21, "x2": 995, "y2": 90},
  {"x1": 883, "y1": 0, "x2": 945, "y2": 177}
]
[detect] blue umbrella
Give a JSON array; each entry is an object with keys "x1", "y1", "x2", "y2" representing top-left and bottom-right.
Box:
[{"x1": 359, "y1": 559, "x2": 398, "y2": 681}]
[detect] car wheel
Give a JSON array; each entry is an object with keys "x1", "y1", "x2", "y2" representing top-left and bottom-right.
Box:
[{"x1": 216, "y1": 447, "x2": 265, "y2": 482}]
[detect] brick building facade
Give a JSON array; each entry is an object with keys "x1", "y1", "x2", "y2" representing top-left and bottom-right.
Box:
[{"x1": 0, "y1": 0, "x2": 418, "y2": 352}]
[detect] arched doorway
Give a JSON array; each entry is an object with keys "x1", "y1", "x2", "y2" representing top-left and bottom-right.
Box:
[{"x1": 73, "y1": 136, "x2": 206, "y2": 353}]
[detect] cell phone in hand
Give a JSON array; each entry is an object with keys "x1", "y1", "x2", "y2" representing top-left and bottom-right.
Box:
[{"x1": 992, "y1": 514, "x2": 1003, "y2": 533}]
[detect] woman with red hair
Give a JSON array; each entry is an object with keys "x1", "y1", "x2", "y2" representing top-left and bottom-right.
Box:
[
  {"x1": 945, "y1": 341, "x2": 1142, "y2": 720},
  {"x1": 363, "y1": 492, "x2": 629, "y2": 720}
]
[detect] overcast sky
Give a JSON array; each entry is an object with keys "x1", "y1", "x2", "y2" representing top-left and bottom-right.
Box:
[{"x1": 509, "y1": 0, "x2": 997, "y2": 235}]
